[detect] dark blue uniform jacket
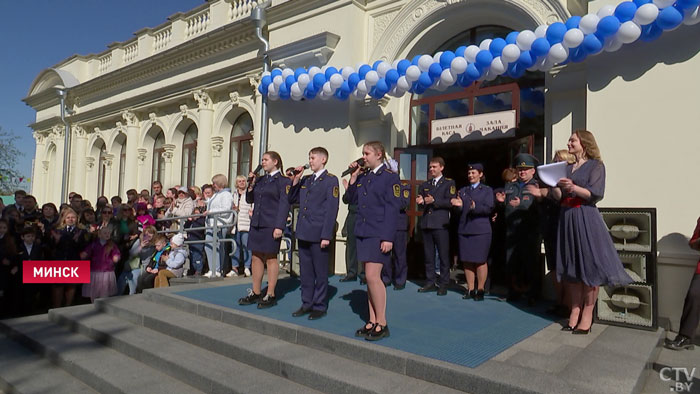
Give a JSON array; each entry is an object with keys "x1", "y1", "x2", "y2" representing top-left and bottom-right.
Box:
[
  {"x1": 289, "y1": 170, "x2": 340, "y2": 242},
  {"x1": 417, "y1": 176, "x2": 456, "y2": 230},
  {"x1": 455, "y1": 183, "x2": 494, "y2": 235},
  {"x1": 344, "y1": 164, "x2": 401, "y2": 243},
  {"x1": 247, "y1": 172, "x2": 292, "y2": 230}
]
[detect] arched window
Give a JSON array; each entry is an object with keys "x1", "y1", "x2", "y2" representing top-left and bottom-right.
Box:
[
  {"x1": 151, "y1": 131, "x2": 165, "y2": 185},
  {"x1": 118, "y1": 143, "x2": 126, "y2": 196},
  {"x1": 181, "y1": 124, "x2": 198, "y2": 187},
  {"x1": 229, "y1": 112, "x2": 253, "y2": 182},
  {"x1": 97, "y1": 142, "x2": 107, "y2": 197}
]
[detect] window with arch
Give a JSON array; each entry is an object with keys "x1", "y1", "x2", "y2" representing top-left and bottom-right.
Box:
[
  {"x1": 118, "y1": 143, "x2": 126, "y2": 197},
  {"x1": 151, "y1": 131, "x2": 165, "y2": 186},
  {"x1": 229, "y1": 112, "x2": 253, "y2": 182},
  {"x1": 97, "y1": 142, "x2": 107, "y2": 197},
  {"x1": 181, "y1": 123, "x2": 198, "y2": 187}
]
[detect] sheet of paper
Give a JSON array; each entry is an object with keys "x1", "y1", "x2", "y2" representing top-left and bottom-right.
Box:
[{"x1": 537, "y1": 161, "x2": 568, "y2": 187}]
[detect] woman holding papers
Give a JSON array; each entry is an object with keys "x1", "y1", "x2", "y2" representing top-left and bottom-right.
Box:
[{"x1": 527, "y1": 130, "x2": 631, "y2": 334}]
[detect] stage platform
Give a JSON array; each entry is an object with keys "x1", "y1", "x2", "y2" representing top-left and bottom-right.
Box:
[{"x1": 0, "y1": 274, "x2": 679, "y2": 394}]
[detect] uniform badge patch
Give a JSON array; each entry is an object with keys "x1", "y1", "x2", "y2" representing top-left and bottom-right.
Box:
[
  {"x1": 393, "y1": 184, "x2": 400, "y2": 198},
  {"x1": 450, "y1": 185, "x2": 456, "y2": 195},
  {"x1": 285, "y1": 185, "x2": 291, "y2": 194},
  {"x1": 333, "y1": 186, "x2": 339, "y2": 198},
  {"x1": 403, "y1": 189, "x2": 409, "y2": 198}
]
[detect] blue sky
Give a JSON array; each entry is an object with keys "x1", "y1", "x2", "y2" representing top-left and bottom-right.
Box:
[{"x1": 0, "y1": 0, "x2": 203, "y2": 184}]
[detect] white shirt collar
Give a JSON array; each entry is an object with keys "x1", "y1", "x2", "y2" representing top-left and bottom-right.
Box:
[
  {"x1": 313, "y1": 168, "x2": 327, "y2": 179},
  {"x1": 433, "y1": 175, "x2": 443, "y2": 184},
  {"x1": 371, "y1": 164, "x2": 384, "y2": 174},
  {"x1": 24, "y1": 242, "x2": 33, "y2": 251},
  {"x1": 268, "y1": 169, "x2": 280, "y2": 176}
]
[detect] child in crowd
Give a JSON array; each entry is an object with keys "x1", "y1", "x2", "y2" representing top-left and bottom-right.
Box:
[
  {"x1": 16, "y1": 227, "x2": 45, "y2": 314},
  {"x1": 184, "y1": 206, "x2": 206, "y2": 276},
  {"x1": 154, "y1": 233, "x2": 188, "y2": 288},
  {"x1": 118, "y1": 226, "x2": 157, "y2": 295},
  {"x1": 80, "y1": 225, "x2": 121, "y2": 302},
  {"x1": 135, "y1": 202, "x2": 156, "y2": 231},
  {"x1": 136, "y1": 234, "x2": 170, "y2": 293}
]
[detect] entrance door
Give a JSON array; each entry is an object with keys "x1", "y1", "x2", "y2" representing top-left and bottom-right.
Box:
[{"x1": 394, "y1": 147, "x2": 432, "y2": 236}]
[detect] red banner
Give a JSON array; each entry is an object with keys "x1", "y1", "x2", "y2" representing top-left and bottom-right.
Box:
[{"x1": 23, "y1": 261, "x2": 91, "y2": 284}]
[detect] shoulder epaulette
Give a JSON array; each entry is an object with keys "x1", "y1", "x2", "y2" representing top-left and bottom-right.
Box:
[
  {"x1": 327, "y1": 172, "x2": 337, "y2": 178},
  {"x1": 445, "y1": 177, "x2": 453, "y2": 181},
  {"x1": 384, "y1": 168, "x2": 394, "y2": 174}
]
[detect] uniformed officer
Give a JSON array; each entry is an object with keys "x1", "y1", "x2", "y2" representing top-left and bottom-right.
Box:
[
  {"x1": 344, "y1": 141, "x2": 400, "y2": 341},
  {"x1": 451, "y1": 163, "x2": 495, "y2": 301},
  {"x1": 381, "y1": 162, "x2": 410, "y2": 290},
  {"x1": 416, "y1": 157, "x2": 456, "y2": 296},
  {"x1": 238, "y1": 151, "x2": 292, "y2": 309},
  {"x1": 288, "y1": 147, "x2": 340, "y2": 320},
  {"x1": 497, "y1": 153, "x2": 541, "y2": 303}
]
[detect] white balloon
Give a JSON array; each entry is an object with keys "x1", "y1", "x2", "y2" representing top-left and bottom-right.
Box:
[
  {"x1": 652, "y1": 0, "x2": 675, "y2": 9},
  {"x1": 388, "y1": 86, "x2": 400, "y2": 97},
  {"x1": 261, "y1": 71, "x2": 271, "y2": 78},
  {"x1": 322, "y1": 82, "x2": 334, "y2": 95},
  {"x1": 290, "y1": 82, "x2": 302, "y2": 96},
  {"x1": 405, "y1": 65, "x2": 421, "y2": 82},
  {"x1": 490, "y1": 57, "x2": 507, "y2": 75},
  {"x1": 684, "y1": 6, "x2": 700, "y2": 25},
  {"x1": 547, "y1": 43, "x2": 569, "y2": 63},
  {"x1": 616, "y1": 21, "x2": 642, "y2": 43},
  {"x1": 318, "y1": 91, "x2": 331, "y2": 101},
  {"x1": 535, "y1": 24, "x2": 548, "y2": 38},
  {"x1": 273, "y1": 75, "x2": 284, "y2": 87},
  {"x1": 484, "y1": 70, "x2": 499, "y2": 81},
  {"x1": 435, "y1": 80, "x2": 450, "y2": 91},
  {"x1": 433, "y1": 52, "x2": 443, "y2": 62},
  {"x1": 563, "y1": 28, "x2": 585, "y2": 48},
  {"x1": 418, "y1": 55, "x2": 433, "y2": 71},
  {"x1": 501, "y1": 44, "x2": 521, "y2": 63},
  {"x1": 377, "y1": 62, "x2": 391, "y2": 77},
  {"x1": 465, "y1": 45, "x2": 481, "y2": 62},
  {"x1": 364, "y1": 70, "x2": 379, "y2": 86},
  {"x1": 356, "y1": 80, "x2": 369, "y2": 95},
  {"x1": 516, "y1": 30, "x2": 536, "y2": 51},
  {"x1": 268, "y1": 91, "x2": 279, "y2": 100},
  {"x1": 538, "y1": 58, "x2": 556, "y2": 71},
  {"x1": 634, "y1": 3, "x2": 659, "y2": 25},
  {"x1": 320, "y1": 65, "x2": 329, "y2": 73},
  {"x1": 397, "y1": 76, "x2": 411, "y2": 91},
  {"x1": 450, "y1": 56, "x2": 468, "y2": 74},
  {"x1": 341, "y1": 66, "x2": 355, "y2": 79},
  {"x1": 352, "y1": 89, "x2": 365, "y2": 99},
  {"x1": 282, "y1": 68, "x2": 294, "y2": 78},
  {"x1": 291, "y1": 91, "x2": 303, "y2": 101},
  {"x1": 440, "y1": 69, "x2": 457, "y2": 85},
  {"x1": 308, "y1": 66, "x2": 321, "y2": 77},
  {"x1": 392, "y1": 59, "x2": 401, "y2": 68},
  {"x1": 329, "y1": 73, "x2": 344, "y2": 89},
  {"x1": 297, "y1": 73, "x2": 310, "y2": 88},
  {"x1": 268, "y1": 83, "x2": 278, "y2": 94},
  {"x1": 604, "y1": 36, "x2": 624, "y2": 52},
  {"x1": 479, "y1": 39, "x2": 493, "y2": 51},
  {"x1": 597, "y1": 4, "x2": 616, "y2": 18},
  {"x1": 579, "y1": 14, "x2": 600, "y2": 34}
]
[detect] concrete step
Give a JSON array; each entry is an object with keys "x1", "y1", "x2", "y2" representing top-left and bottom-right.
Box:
[
  {"x1": 49, "y1": 304, "x2": 323, "y2": 394},
  {"x1": 90, "y1": 296, "x2": 464, "y2": 394},
  {"x1": 0, "y1": 314, "x2": 203, "y2": 394},
  {"x1": 0, "y1": 334, "x2": 98, "y2": 394}
]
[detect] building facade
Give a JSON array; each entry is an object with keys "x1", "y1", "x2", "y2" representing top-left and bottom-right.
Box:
[{"x1": 24, "y1": 0, "x2": 700, "y2": 334}]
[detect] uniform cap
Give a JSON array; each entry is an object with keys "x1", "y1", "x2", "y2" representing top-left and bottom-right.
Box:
[
  {"x1": 468, "y1": 163, "x2": 484, "y2": 172},
  {"x1": 513, "y1": 153, "x2": 539, "y2": 169}
]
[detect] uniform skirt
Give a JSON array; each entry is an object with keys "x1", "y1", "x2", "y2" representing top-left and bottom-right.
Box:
[
  {"x1": 458, "y1": 233, "x2": 491, "y2": 263},
  {"x1": 356, "y1": 236, "x2": 392, "y2": 266},
  {"x1": 248, "y1": 226, "x2": 282, "y2": 254}
]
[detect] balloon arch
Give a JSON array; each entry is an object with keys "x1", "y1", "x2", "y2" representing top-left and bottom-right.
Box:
[{"x1": 258, "y1": 0, "x2": 700, "y2": 102}]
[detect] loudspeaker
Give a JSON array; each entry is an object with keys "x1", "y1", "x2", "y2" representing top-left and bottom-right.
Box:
[{"x1": 597, "y1": 283, "x2": 654, "y2": 328}]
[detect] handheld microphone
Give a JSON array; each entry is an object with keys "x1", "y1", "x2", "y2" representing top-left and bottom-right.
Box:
[
  {"x1": 341, "y1": 158, "x2": 365, "y2": 177},
  {"x1": 248, "y1": 164, "x2": 263, "y2": 184},
  {"x1": 293, "y1": 164, "x2": 310, "y2": 175}
]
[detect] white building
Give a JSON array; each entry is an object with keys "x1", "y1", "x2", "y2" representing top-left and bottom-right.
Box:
[{"x1": 24, "y1": 0, "x2": 700, "y2": 335}]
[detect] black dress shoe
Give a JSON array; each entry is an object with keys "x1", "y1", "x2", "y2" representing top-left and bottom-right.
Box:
[
  {"x1": 257, "y1": 294, "x2": 277, "y2": 309},
  {"x1": 561, "y1": 325, "x2": 575, "y2": 332},
  {"x1": 308, "y1": 310, "x2": 327, "y2": 320},
  {"x1": 365, "y1": 324, "x2": 390, "y2": 341},
  {"x1": 572, "y1": 326, "x2": 591, "y2": 335},
  {"x1": 463, "y1": 289, "x2": 475, "y2": 299},
  {"x1": 437, "y1": 287, "x2": 447, "y2": 296},
  {"x1": 292, "y1": 307, "x2": 311, "y2": 317},
  {"x1": 418, "y1": 283, "x2": 437, "y2": 293},
  {"x1": 355, "y1": 322, "x2": 375, "y2": 338},
  {"x1": 665, "y1": 335, "x2": 695, "y2": 351},
  {"x1": 238, "y1": 289, "x2": 261, "y2": 305},
  {"x1": 474, "y1": 289, "x2": 485, "y2": 301},
  {"x1": 339, "y1": 276, "x2": 357, "y2": 282},
  {"x1": 393, "y1": 283, "x2": 405, "y2": 290}
]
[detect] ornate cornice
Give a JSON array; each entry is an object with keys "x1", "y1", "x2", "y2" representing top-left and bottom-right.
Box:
[
  {"x1": 72, "y1": 125, "x2": 87, "y2": 139},
  {"x1": 193, "y1": 89, "x2": 213, "y2": 110},
  {"x1": 33, "y1": 131, "x2": 47, "y2": 145},
  {"x1": 121, "y1": 110, "x2": 139, "y2": 127},
  {"x1": 51, "y1": 124, "x2": 64, "y2": 139}
]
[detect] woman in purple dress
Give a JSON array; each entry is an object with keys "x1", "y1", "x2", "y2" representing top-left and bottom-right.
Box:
[{"x1": 528, "y1": 130, "x2": 632, "y2": 334}]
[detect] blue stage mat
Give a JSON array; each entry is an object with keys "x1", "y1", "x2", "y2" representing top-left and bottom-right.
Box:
[{"x1": 175, "y1": 277, "x2": 553, "y2": 368}]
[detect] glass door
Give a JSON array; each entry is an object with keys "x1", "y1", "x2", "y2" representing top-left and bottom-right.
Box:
[{"x1": 394, "y1": 147, "x2": 433, "y2": 235}]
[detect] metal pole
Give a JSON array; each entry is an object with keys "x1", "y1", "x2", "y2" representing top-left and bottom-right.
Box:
[
  {"x1": 57, "y1": 88, "x2": 71, "y2": 204},
  {"x1": 251, "y1": 1, "x2": 271, "y2": 164}
]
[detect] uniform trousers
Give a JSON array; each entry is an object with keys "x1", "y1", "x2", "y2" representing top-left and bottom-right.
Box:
[
  {"x1": 298, "y1": 240, "x2": 329, "y2": 312},
  {"x1": 679, "y1": 274, "x2": 700, "y2": 339},
  {"x1": 422, "y1": 228, "x2": 450, "y2": 286},
  {"x1": 383, "y1": 230, "x2": 407, "y2": 286}
]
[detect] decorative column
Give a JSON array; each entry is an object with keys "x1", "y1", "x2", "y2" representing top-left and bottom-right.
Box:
[
  {"x1": 122, "y1": 110, "x2": 140, "y2": 192},
  {"x1": 71, "y1": 125, "x2": 88, "y2": 196},
  {"x1": 31, "y1": 131, "x2": 46, "y2": 200},
  {"x1": 162, "y1": 144, "x2": 176, "y2": 187},
  {"x1": 193, "y1": 89, "x2": 213, "y2": 185},
  {"x1": 102, "y1": 154, "x2": 114, "y2": 198}
]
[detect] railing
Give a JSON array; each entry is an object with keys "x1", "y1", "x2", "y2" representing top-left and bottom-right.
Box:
[
  {"x1": 123, "y1": 42, "x2": 139, "y2": 63},
  {"x1": 229, "y1": 0, "x2": 258, "y2": 22},
  {"x1": 153, "y1": 27, "x2": 172, "y2": 52},
  {"x1": 185, "y1": 8, "x2": 210, "y2": 39},
  {"x1": 98, "y1": 53, "x2": 112, "y2": 74}
]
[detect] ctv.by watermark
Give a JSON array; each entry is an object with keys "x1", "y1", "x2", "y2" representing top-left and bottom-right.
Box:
[{"x1": 659, "y1": 367, "x2": 696, "y2": 392}]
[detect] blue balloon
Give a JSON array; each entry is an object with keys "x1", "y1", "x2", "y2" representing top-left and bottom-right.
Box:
[
  {"x1": 565, "y1": 15, "x2": 582, "y2": 29},
  {"x1": 656, "y1": 6, "x2": 683, "y2": 30},
  {"x1": 411, "y1": 55, "x2": 421, "y2": 65},
  {"x1": 428, "y1": 62, "x2": 443, "y2": 80},
  {"x1": 375, "y1": 78, "x2": 390, "y2": 95},
  {"x1": 372, "y1": 60, "x2": 383, "y2": 70},
  {"x1": 278, "y1": 83, "x2": 290, "y2": 99},
  {"x1": 304, "y1": 88, "x2": 317, "y2": 100},
  {"x1": 597, "y1": 15, "x2": 621, "y2": 37},
  {"x1": 348, "y1": 73, "x2": 360, "y2": 89},
  {"x1": 440, "y1": 51, "x2": 456, "y2": 69},
  {"x1": 294, "y1": 68, "x2": 306, "y2": 79},
  {"x1": 677, "y1": 0, "x2": 700, "y2": 9},
  {"x1": 614, "y1": 1, "x2": 638, "y2": 22},
  {"x1": 632, "y1": 0, "x2": 651, "y2": 6},
  {"x1": 385, "y1": 69, "x2": 400, "y2": 86},
  {"x1": 258, "y1": 84, "x2": 266, "y2": 95},
  {"x1": 546, "y1": 22, "x2": 567, "y2": 44},
  {"x1": 581, "y1": 34, "x2": 603, "y2": 55},
  {"x1": 457, "y1": 74, "x2": 473, "y2": 87},
  {"x1": 312, "y1": 73, "x2": 326, "y2": 90},
  {"x1": 639, "y1": 22, "x2": 663, "y2": 41},
  {"x1": 455, "y1": 46, "x2": 467, "y2": 57},
  {"x1": 358, "y1": 64, "x2": 371, "y2": 79},
  {"x1": 324, "y1": 67, "x2": 338, "y2": 80},
  {"x1": 261, "y1": 75, "x2": 272, "y2": 88},
  {"x1": 270, "y1": 68, "x2": 283, "y2": 78},
  {"x1": 285, "y1": 75, "x2": 296, "y2": 89},
  {"x1": 518, "y1": 51, "x2": 536, "y2": 68},
  {"x1": 475, "y1": 50, "x2": 494, "y2": 69},
  {"x1": 570, "y1": 47, "x2": 588, "y2": 63},
  {"x1": 466, "y1": 63, "x2": 482, "y2": 80},
  {"x1": 418, "y1": 72, "x2": 433, "y2": 88},
  {"x1": 397, "y1": 59, "x2": 411, "y2": 75},
  {"x1": 530, "y1": 38, "x2": 551, "y2": 57},
  {"x1": 489, "y1": 38, "x2": 507, "y2": 57},
  {"x1": 340, "y1": 81, "x2": 352, "y2": 95},
  {"x1": 370, "y1": 87, "x2": 384, "y2": 100},
  {"x1": 505, "y1": 31, "x2": 519, "y2": 44},
  {"x1": 415, "y1": 85, "x2": 426, "y2": 94}
]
